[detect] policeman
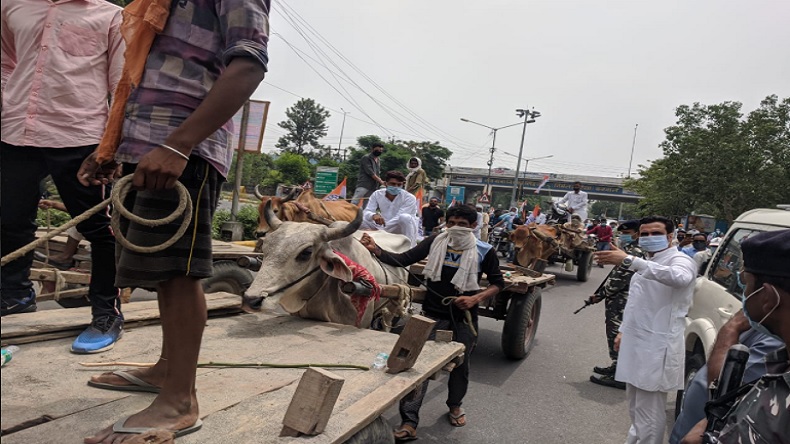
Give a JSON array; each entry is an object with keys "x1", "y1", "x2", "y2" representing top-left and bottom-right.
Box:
[
  {"x1": 587, "y1": 220, "x2": 645, "y2": 389},
  {"x1": 681, "y1": 229, "x2": 790, "y2": 444}
]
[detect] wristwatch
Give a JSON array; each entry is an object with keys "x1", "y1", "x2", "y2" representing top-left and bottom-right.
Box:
[{"x1": 622, "y1": 255, "x2": 634, "y2": 268}]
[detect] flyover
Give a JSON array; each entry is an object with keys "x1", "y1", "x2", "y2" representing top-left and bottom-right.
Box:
[{"x1": 440, "y1": 166, "x2": 643, "y2": 205}]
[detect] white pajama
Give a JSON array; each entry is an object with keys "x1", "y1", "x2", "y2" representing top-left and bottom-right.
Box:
[{"x1": 624, "y1": 384, "x2": 668, "y2": 444}]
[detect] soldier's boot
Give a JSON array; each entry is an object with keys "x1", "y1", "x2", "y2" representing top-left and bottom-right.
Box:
[
  {"x1": 589, "y1": 374, "x2": 626, "y2": 390},
  {"x1": 593, "y1": 362, "x2": 617, "y2": 376}
]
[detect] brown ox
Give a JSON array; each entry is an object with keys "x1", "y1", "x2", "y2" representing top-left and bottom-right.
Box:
[
  {"x1": 255, "y1": 186, "x2": 359, "y2": 236},
  {"x1": 510, "y1": 223, "x2": 559, "y2": 270}
]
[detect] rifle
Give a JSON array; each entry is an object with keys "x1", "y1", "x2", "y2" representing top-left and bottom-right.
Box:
[{"x1": 573, "y1": 275, "x2": 608, "y2": 314}]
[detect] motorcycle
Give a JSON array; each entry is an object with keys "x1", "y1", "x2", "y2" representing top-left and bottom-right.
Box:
[
  {"x1": 489, "y1": 226, "x2": 512, "y2": 258},
  {"x1": 546, "y1": 201, "x2": 571, "y2": 225}
]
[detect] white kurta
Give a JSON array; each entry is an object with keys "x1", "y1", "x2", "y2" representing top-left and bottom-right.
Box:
[
  {"x1": 615, "y1": 247, "x2": 697, "y2": 392},
  {"x1": 362, "y1": 189, "x2": 419, "y2": 246},
  {"x1": 558, "y1": 191, "x2": 589, "y2": 220}
]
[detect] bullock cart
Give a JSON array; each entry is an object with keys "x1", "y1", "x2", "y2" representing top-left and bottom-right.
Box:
[
  {"x1": 29, "y1": 229, "x2": 261, "y2": 307},
  {"x1": 0, "y1": 301, "x2": 464, "y2": 444},
  {"x1": 400, "y1": 262, "x2": 554, "y2": 360}
]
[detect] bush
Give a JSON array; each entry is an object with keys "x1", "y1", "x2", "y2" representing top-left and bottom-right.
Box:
[
  {"x1": 36, "y1": 209, "x2": 72, "y2": 228},
  {"x1": 212, "y1": 205, "x2": 260, "y2": 241}
]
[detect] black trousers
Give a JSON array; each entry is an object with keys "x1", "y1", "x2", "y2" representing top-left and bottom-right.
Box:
[{"x1": 1, "y1": 142, "x2": 121, "y2": 319}]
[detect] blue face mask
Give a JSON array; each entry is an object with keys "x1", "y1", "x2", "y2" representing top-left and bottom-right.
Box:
[
  {"x1": 619, "y1": 234, "x2": 633, "y2": 246},
  {"x1": 386, "y1": 186, "x2": 402, "y2": 195},
  {"x1": 741, "y1": 285, "x2": 781, "y2": 340},
  {"x1": 638, "y1": 235, "x2": 669, "y2": 252}
]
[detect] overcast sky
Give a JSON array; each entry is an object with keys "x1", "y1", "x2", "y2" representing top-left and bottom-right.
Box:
[{"x1": 251, "y1": 0, "x2": 790, "y2": 178}]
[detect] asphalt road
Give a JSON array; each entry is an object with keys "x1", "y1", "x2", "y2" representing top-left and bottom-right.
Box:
[{"x1": 384, "y1": 263, "x2": 678, "y2": 444}]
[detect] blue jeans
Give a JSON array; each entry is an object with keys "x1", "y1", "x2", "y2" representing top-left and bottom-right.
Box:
[{"x1": 596, "y1": 241, "x2": 611, "y2": 251}]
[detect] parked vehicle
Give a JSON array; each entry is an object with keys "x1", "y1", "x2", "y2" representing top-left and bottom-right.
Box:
[
  {"x1": 489, "y1": 226, "x2": 512, "y2": 258},
  {"x1": 677, "y1": 207, "x2": 790, "y2": 413}
]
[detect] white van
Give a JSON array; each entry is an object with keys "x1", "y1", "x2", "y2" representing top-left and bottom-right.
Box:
[{"x1": 681, "y1": 207, "x2": 790, "y2": 392}]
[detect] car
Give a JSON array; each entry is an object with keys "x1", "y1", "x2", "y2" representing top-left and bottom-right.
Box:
[{"x1": 678, "y1": 207, "x2": 790, "y2": 411}]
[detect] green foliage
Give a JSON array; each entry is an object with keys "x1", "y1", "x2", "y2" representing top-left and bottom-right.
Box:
[
  {"x1": 273, "y1": 152, "x2": 311, "y2": 185},
  {"x1": 339, "y1": 136, "x2": 453, "y2": 190},
  {"x1": 36, "y1": 209, "x2": 72, "y2": 228},
  {"x1": 227, "y1": 152, "x2": 275, "y2": 188},
  {"x1": 276, "y1": 98, "x2": 331, "y2": 155},
  {"x1": 627, "y1": 95, "x2": 790, "y2": 222},
  {"x1": 590, "y1": 201, "x2": 641, "y2": 220},
  {"x1": 211, "y1": 205, "x2": 260, "y2": 240}
]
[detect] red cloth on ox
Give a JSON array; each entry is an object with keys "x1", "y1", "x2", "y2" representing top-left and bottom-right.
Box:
[{"x1": 334, "y1": 251, "x2": 381, "y2": 327}]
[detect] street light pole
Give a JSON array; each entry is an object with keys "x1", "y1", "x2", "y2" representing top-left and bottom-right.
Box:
[
  {"x1": 510, "y1": 108, "x2": 541, "y2": 208},
  {"x1": 460, "y1": 118, "x2": 522, "y2": 205},
  {"x1": 617, "y1": 123, "x2": 639, "y2": 221},
  {"x1": 337, "y1": 108, "x2": 348, "y2": 160}
]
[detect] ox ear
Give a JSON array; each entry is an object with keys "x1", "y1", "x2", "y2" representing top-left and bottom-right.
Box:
[{"x1": 319, "y1": 249, "x2": 354, "y2": 283}]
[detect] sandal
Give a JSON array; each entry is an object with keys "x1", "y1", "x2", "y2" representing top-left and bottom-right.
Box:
[
  {"x1": 448, "y1": 408, "x2": 466, "y2": 427},
  {"x1": 393, "y1": 424, "x2": 418, "y2": 442}
]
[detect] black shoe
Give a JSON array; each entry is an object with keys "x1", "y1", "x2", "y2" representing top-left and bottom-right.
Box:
[
  {"x1": 1, "y1": 290, "x2": 38, "y2": 316},
  {"x1": 590, "y1": 374, "x2": 626, "y2": 390},
  {"x1": 593, "y1": 362, "x2": 617, "y2": 376}
]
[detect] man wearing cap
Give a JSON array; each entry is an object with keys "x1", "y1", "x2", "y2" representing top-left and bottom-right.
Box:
[
  {"x1": 587, "y1": 220, "x2": 645, "y2": 389},
  {"x1": 680, "y1": 229, "x2": 790, "y2": 444},
  {"x1": 595, "y1": 215, "x2": 697, "y2": 444}
]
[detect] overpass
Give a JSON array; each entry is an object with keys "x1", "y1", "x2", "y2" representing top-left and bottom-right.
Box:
[{"x1": 439, "y1": 166, "x2": 643, "y2": 205}]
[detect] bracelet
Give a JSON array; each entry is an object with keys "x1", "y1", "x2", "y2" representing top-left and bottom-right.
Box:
[{"x1": 159, "y1": 144, "x2": 190, "y2": 162}]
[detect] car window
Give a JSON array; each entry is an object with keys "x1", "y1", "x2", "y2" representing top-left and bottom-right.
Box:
[{"x1": 708, "y1": 228, "x2": 763, "y2": 297}]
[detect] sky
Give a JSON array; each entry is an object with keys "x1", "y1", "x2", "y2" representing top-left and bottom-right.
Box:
[{"x1": 251, "y1": 0, "x2": 790, "y2": 178}]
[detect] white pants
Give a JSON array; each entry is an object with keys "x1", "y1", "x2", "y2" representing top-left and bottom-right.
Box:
[
  {"x1": 624, "y1": 384, "x2": 667, "y2": 444},
  {"x1": 361, "y1": 213, "x2": 418, "y2": 247}
]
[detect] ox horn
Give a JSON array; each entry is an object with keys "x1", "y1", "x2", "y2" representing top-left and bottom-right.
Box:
[
  {"x1": 324, "y1": 208, "x2": 362, "y2": 241},
  {"x1": 254, "y1": 184, "x2": 264, "y2": 200},
  {"x1": 263, "y1": 200, "x2": 283, "y2": 231}
]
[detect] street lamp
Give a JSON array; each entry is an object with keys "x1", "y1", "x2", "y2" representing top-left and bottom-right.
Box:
[
  {"x1": 510, "y1": 108, "x2": 541, "y2": 207},
  {"x1": 460, "y1": 118, "x2": 522, "y2": 202},
  {"x1": 501, "y1": 152, "x2": 553, "y2": 175}
]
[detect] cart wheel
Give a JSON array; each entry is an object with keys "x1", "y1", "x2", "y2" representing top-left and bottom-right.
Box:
[
  {"x1": 343, "y1": 415, "x2": 393, "y2": 444},
  {"x1": 202, "y1": 260, "x2": 253, "y2": 295},
  {"x1": 576, "y1": 250, "x2": 593, "y2": 282},
  {"x1": 501, "y1": 288, "x2": 542, "y2": 360}
]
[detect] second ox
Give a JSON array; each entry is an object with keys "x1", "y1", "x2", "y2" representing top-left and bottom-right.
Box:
[
  {"x1": 254, "y1": 186, "x2": 359, "y2": 237},
  {"x1": 243, "y1": 201, "x2": 411, "y2": 328}
]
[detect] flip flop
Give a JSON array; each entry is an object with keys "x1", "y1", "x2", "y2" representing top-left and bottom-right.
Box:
[
  {"x1": 112, "y1": 416, "x2": 203, "y2": 438},
  {"x1": 87, "y1": 370, "x2": 161, "y2": 393},
  {"x1": 448, "y1": 408, "x2": 466, "y2": 427},
  {"x1": 393, "y1": 425, "x2": 418, "y2": 442}
]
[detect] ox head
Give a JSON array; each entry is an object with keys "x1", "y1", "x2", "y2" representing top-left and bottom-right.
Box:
[
  {"x1": 510, "y1": 224, "x2": 532, "y2": 249},
  {"x1": 242, "y1": 200, "x2": 363, "y2": 318},
  {"x1": 254, "y1": 186, "x2": 301, "y2": 237}
]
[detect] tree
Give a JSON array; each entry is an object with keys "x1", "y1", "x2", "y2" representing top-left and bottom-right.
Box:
[
  {"x1": 276, "y1": 98, "x2": 331, "y2": 155},
  {"x1": 626, "y1": 95, "x2": 790, "y2": 222},
  {"x1": 338, "y1": 136, "x2": 453, "y2": 190},
  {"x1": 269, "y1": 152, "x2": 310, "y2": 186},
  {"x1": 590, "y1": 201, "x2": 641, "y2": 220},
  {"x1": 227, "y1": 152, "x2": 275, "y2": 188}
]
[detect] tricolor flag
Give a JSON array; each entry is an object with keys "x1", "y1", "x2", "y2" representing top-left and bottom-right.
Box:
[
  {"x1": 534, "y1": 175, "x2": 550, "y2": 194},
  {"x1": 414, "y1": 187, "x2": 424, "y2": 206},
  {"x1": 323, "y1": 177, "x2": 347, "y2": 201},
  {"x1": 532, "y1": 204, "x2": 541, "y2": 218}
]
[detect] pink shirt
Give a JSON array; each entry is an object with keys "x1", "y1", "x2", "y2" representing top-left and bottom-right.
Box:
[{"x1": 1, "y1": 0, "x2": 124, "y2": 148}]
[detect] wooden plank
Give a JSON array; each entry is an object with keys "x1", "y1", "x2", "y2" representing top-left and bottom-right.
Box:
[
  {"x1": 435, "y1": 330, "x2": 453, "y2": 342},
  {"x1": 29, "y1": 268, "x2": 91, "y2": 285},
  {"x1": 0, "y1": 313, "x2": 463, "y2": 444},
  {"x1": 386, "y1": 315, "x2": 436, "y2": 374},
  {"x1": 210, "y1": 239, "x2": 263, "y2": 260},
  {"x1": 408, "y1": 262, "x2": 555, "y2": 292},
  {"x1": 281, "y1": 368, "x2": 345, "y2": 436},
  {"x1": 0, "y1": 292, "x2": 240, "y2": 341}
]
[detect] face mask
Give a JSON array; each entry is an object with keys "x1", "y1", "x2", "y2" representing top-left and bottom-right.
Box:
[
  {"x1": 372, "y1": 150, "x2": 383, "y2": 157},
  {"x1": 446, "y1": 227, "x2": 476, "y2": 250},
  {"x1": 741, "y1": 286, "x2": 781, "y2": 340},
  {"x1": 619, "y1": 234, "x2": 633, "y2": 246},
  {"x1": 573, "y1": 188, "x2": 580, "y2": 193},
  {"x1": 692, "y1": 241, "x2": 707, "y2": 251},
  {"x1": 386, "y1": 186, "x2": 402, "y2": 195},
  {"x1": 638, "y1": 235, "x2": 669, "y2": 252},
  {"x1": 429, "y1": 202, "x2": 438, "y2": 207}
]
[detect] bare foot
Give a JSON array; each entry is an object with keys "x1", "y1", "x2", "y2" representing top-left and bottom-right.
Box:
[
  {"x1": 84, "y1": 393, "x2": 199, "y2": 444},
  {"x1": 89, "y1": 363, "x2": 166, "y2": 389}
]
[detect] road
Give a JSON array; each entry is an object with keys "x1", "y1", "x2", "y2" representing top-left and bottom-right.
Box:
[{"x1": 385, "y1": 263, "x2": 678, "y2": 444}]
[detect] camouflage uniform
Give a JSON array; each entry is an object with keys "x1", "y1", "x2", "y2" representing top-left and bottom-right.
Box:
[
  {"x1": 594, "y1": 241, "x2": 646, "y2": 364},
  {"x1": 716, "y1": 347, "x2": 789, "y2": 444}
]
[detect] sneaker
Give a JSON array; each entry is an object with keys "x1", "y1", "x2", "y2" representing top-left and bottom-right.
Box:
[
  {"x1": 590, "y1": 374, "x2": 626, "y2": 390},
  {"x1": 1, "y1": 290, "x2": 38, "y2": 316},
  {"x1": 593, "y1": 362, "x2": 617, "y2": 376},
  {"x1": 71, "y1": 316, "x2": 124, "y2": 354}
]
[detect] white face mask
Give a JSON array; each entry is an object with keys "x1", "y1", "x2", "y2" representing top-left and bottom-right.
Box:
[{"x1": 446, "y1": 226, "x2": 476, "y2": 250}]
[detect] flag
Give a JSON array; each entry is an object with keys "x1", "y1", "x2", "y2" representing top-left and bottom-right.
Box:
[
  {"x1": 532, "y1": 204, "x2": 541, "y2": 218},
  {"x1": 534, "y1": 175, "x2": 550, "y2": 194},
  {"x1": 357, "y1": 197, "x2": 365, "y2": 208},
  {"x1": 323, "y1": 177, "x2": 347, "y2": 201},
  {"x1": 449, "y1": 198, "x2": 456, "y2": 208},
  {"x1": 414, "y1": 187, "x2": 424, "y2": 206}
]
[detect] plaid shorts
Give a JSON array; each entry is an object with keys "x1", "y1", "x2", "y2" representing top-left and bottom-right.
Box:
[{"x1": 115, "y1": 156, "x2": 222, "y2": 289}]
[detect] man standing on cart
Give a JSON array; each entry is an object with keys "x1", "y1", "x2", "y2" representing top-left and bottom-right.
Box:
[{"x1": 360, "y1": 204, "x2": 504, "y2": 441}]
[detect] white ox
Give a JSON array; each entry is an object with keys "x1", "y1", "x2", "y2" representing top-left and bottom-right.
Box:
[{"x1": 242, "y1": 201, "x2": 411, "y2": 327}]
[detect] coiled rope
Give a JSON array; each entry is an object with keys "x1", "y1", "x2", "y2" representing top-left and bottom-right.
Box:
[{"x1": 0, "y1": 175, "x2": 192, "y2": 267}]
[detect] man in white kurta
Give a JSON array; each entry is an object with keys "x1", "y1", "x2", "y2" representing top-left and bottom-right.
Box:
[
  {"x1": 558, "y1": 181, "x2": 589, "y2": 221},
  {"x1": 361, "y1": 171, "x2": 420, "y2": 247},
  {"x1": 595, "y1": 216, "x2": 697, "y2": 444}
]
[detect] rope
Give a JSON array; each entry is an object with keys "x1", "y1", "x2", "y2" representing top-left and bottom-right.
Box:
[
  {"x1": 53, "y1": 269, "x2": 66, "y2": 301},
  {"x1": 441, "y1": 296, "x2": 478, "y2": 337},
  {"x1": 1, "y1": 176, "x2": 191, "y2": 266},
  {"x1": 79, "y1": 361, "x2": 370, "y2": 371},
  {"x1": 378, "y1": 283, "x2": 413, "y2": 331}
]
